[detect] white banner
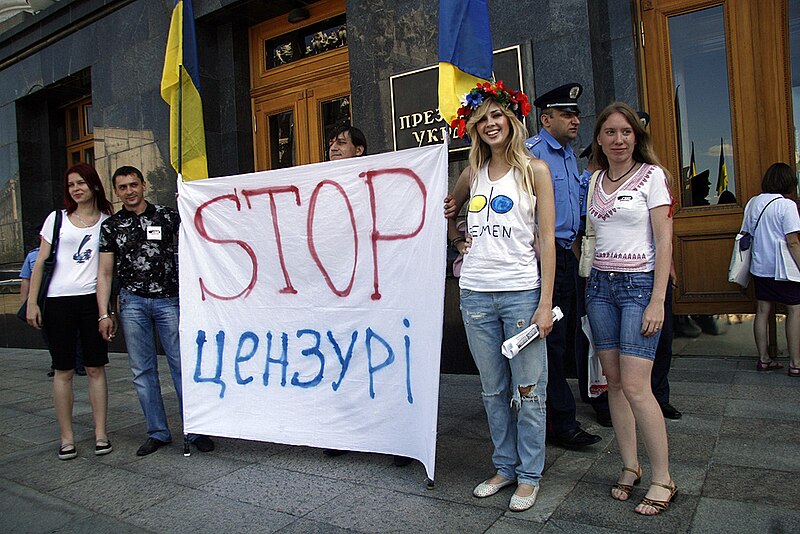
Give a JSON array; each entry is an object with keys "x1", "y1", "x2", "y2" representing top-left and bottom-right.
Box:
[{"x1": 177, "y1": 143, "x2": 448, "y2": 479}]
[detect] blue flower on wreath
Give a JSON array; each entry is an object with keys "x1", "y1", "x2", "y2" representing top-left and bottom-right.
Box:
[{"x1": 465, "y1": 91, "x2": 484, "y2": 108}]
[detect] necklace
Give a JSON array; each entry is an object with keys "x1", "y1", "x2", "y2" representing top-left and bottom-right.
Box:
[
  {"x1": 606, "y1": 162, "x2": 637, "y2": 183},
  {"x1": 73, "y1": 212, "x2": 99, "y2": 228}
]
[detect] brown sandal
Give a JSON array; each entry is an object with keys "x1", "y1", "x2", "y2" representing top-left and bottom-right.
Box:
[
  {"x1": 611, "y1": 466, "x2": 641, "y2": 501},
  {"x1": 635, "y1": 481, "x2": 678, "y2": 515}
]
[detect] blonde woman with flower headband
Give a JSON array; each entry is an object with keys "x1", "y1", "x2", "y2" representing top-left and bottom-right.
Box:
[{"x1": 445, "y1": 82, "x2": 556, "y2": 512}]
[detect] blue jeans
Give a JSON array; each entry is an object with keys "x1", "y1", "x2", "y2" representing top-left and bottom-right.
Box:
[
  {"x1": 119, "y1": 289, "x2": 190, "y2": 442},
  {"x1": 585, "y1": 269, "x2": 661, "y2": 360},
  {"x1": 460, "y1": 288, "x2": 548, "y2": 486}
]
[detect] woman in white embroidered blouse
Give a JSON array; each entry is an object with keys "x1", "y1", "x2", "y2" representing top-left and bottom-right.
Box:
[{"x1": 585, "y1": 102, "x2": 676, "y2": 515}]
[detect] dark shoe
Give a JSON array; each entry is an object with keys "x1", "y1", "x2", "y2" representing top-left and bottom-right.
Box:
[
  {"x1": 58, "y1": 444, "x2": 77, "y2": 460},
  {"x1": 95, "y1": 439, "x2": 113, "y2": 456},
  {"x1": 393, "y1": 455, "x2": 412, "y2": 467},
  {"x1": 596, "y1": 411, "x2": 613, "y2": 427},
  {"x1": 693, "y1": 315, "x2": 721, "y2": 335},
  {"x1": 660, "y1": 403, "x2": 683, "y2": 420},
  {"x1": 756, "y1": 359, "x2": 783, "y2": 372},
  {"x1": 323, "y1": 449, "x2": 349, "y2": 457},
  {"x1": 673, "y1": 316, "x2": 701, "y2": 338},
  {"x1": 75, "y1": 368, "x2": 87, "y2": 376},
  {"x1": 136, "y1": 437, "x2": 170, "y2": 456},
  {"x1": 191, "y1": 435, "x2": 215, "y2": 453},
  {"x1": 554, "y1": 427, "x2": 602, "y2": 449},
  {"x1": 47, "y1": 369, "x2": 55, "y2": 377}
]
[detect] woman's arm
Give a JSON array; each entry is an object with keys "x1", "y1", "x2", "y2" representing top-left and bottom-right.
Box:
[
  {"x1": 642, "y1": 204, "x2": 673, "y2": 336},
  {"x1": 530, "y1": 159, "x2": 556, "y2": 337},
  {"x1": 444, "y1": 166, "x2": 471, "y2": 219},
  {"x1": 26, "y1": 238, "x2": 52, "y2": 329},
  {"x1": 447, "y1": 166, "x2": 473, "y2": 256},
  {"x1": 786, "y1": 231, "x2": 800, "y2": 271}
]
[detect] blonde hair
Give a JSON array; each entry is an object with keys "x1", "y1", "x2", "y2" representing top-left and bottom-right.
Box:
[
  {"x1": 592, "y1": 101, "x2": 672, "y2": 184},
  {"x1": 465, "y1": 98, "x2": 536, "y2": 216}
]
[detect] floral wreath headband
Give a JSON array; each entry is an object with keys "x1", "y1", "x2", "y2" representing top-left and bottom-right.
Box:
[{"x1": 450, "y1": 81, "x2": 531, "y2": 138}]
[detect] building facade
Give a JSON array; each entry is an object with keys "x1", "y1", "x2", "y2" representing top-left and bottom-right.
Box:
[{"x1": 1, "y1": 0, "x2": 798, "y2": 361}]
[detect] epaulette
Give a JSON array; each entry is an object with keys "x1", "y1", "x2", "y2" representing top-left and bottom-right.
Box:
[{"x1": 525, "y1": 136, "x2": 542, "y2": 150}]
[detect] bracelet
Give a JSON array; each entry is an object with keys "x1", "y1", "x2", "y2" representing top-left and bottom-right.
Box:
[
  {"x1": 98, "y1": 314, "x2": 111, "y2": 322},
  {"x1": 449, "y1": 236, "x2": 466, "y2": 247}
]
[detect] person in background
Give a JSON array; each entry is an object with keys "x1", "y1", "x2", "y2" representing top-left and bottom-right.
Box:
[
  {"x1": 525, "y1": 83, "x2": 602, "y2": 449},
  {"x1": 26, "y1": 163, "x2": 114, "y2": 460},
  {"x1": 321, "y1": 124, "x2": 412, "y2": 467},
  {"x1": 741, "y1": 162, "x2": 800, "y2": 376},
  {"x1": 21, "y1": 225, "x2": 87, "y2": 378},
  {"x1": 446, "y1": 81, "x2": 556, "y2": 512},
  {"x1": 585, "y1": 102, "x2": 676, "y2": 515}
]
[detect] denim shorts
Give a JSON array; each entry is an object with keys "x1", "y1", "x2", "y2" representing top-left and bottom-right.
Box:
[{"x1": 585, "y1": 269, "x2": 661, "y2": 360}]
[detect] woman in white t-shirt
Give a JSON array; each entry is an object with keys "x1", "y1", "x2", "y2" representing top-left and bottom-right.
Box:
[
  {"x1": 741, "y1": 163, "x2": 800, "y2": 376},
  {"x1": 585, "y1": 102, "x2": 676, "y2": 515},
  {"x1": 27, "y1": 163, "x2": 114, "y2": 460},
  {"x1": 445, "y1": 82, "x2": 556, "y2": 512}
]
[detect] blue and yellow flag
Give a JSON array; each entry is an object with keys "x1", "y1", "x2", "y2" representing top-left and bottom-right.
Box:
[
  {"x1": 438, "y1": 0, "x2": 493, "y2": 125},
  {"x1": 161, "y1": 0, "x2": 208, "y2": 181},
  {"x1": 716, "y1": 138, "x2": 728, "y2": 195}
]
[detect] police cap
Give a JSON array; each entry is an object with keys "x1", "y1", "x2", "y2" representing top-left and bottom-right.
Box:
[{"x1": 534, "y1": 83, "x2": 582, "y2": 114}]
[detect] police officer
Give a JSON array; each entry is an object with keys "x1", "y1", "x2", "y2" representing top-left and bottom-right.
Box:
[{"x1": 526, "y1": 83, "x2": 601, "y2": 449}]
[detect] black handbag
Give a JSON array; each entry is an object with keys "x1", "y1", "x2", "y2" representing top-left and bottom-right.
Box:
[{"x1": 17, "y1": 210, "x2": 63, "y2": 323}]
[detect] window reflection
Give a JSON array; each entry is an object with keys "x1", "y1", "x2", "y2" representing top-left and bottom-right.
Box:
[
  {"x1": 321, "y1": 96, "x2": 351, "y2": 160},
  {"x1": 269, "y1": 111, "x2": 294, "y2": 169},
  {"x1": 789, "y1": 0, "x2": 800, "y2": 194},
  {"x1": 670, "y1": 6, "x2": 736, "y2": 206}
]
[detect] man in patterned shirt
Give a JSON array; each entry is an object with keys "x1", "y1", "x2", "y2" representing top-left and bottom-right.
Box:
[{"x1": 96, "y1": 166, "x2": 213, "y2": 456}]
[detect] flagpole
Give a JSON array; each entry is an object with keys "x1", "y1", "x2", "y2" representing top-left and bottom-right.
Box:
[{"x1": 178, "y1": 64, "x2": 183, "y2": 176}]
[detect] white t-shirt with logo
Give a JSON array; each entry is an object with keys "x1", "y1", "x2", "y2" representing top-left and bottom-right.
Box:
[
  {"x1": 588, "y1": 164, "x2": 672, "y2": 272},
  {"x1": 742, "y1": 193, "x2": 800, "y2": 278},
  {"x1": 459, "y1": 164, "x2": 540, "y2": 291},
  {"x1": 40, "y1": 209, "x2": 110, "y2": 297}
]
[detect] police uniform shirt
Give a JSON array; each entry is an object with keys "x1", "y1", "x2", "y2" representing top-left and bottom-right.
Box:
[{"x1": 526, "y1": 128, "x2": 581, "y2": 249}]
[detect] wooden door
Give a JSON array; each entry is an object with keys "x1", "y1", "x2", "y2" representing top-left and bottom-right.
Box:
[
  {"x1": 639, "y1": 0, "x2": 792, "y2": 313},
  {"x1": 249, "y1": 0, "x2": 349, "y2": 171}
]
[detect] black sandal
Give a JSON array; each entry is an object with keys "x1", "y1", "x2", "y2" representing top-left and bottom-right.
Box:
[
  {"x1": 95, "y1": 439, "x2": 113, "y2": 456},
  {"x1": 58, "y1": 444, "x2": 77, "y2": 460},
  {"x1": 611, "y1": 466, "x2": 641, "y2": 501}
]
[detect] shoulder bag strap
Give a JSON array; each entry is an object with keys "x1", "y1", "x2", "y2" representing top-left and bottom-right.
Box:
[
  {"x1": 46, "y1": 210, "x2": 63, "y2": 261},
  {"x1": 585, "y1": 170, "x2": 601, "y2": 238},
  {"x1": 752, "y1": 197, "x2": 781, "y2": 236}
]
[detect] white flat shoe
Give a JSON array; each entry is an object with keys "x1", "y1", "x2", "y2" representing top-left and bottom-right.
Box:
[
  {"x1": 473, "y1": 477, "x2": 515, "y2": 498},
  {"x1": 509, "y1": 485, "x2": 539, "y2": 512}
]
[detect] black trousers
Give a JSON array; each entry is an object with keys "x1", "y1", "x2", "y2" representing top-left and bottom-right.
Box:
[
  {"x1": 545, "y1": 247, "x2": 579, "y2": 435},
  {"x1": 576, "y1": 279, "x2": 674, "y2": 414}
]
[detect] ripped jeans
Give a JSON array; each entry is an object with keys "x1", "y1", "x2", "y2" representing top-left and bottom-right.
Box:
[{"x1": 460, "y1": 288, "x2": 548, "y2": 486}]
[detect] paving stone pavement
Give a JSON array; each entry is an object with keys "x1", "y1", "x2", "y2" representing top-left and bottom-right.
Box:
[{"x1": 0, "y1": 348, "x2": 798, "y2": 533}]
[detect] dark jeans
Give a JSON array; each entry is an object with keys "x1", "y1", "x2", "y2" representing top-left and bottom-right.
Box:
[{"x1": 545, "y1": 247, "x2": 579, "y2": 435}]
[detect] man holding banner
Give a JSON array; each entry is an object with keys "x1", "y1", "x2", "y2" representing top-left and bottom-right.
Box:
[{"x1": 97, "y1": 166, "x2": 214, "y2": 456}]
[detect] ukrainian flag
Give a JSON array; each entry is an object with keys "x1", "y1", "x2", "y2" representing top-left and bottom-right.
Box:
[
  {"x1": 161, "y1": 0, "x2": 208, "y2": 181},
  {"x1": 438, "y1": 0, "x2": 493, "y2": 124},
  {"x1": 716, "y1": 138, "x2": 728, "y2": 195}
]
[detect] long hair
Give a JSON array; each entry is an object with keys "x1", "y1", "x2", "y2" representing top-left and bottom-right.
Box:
[
  {"x1": 465, "y1": 98, "x2": 535, "y2": 215},
  {"x1": 591, "y1": 102, "x2": 671, "y2": 183},
  {"x1": 63, "y1": 163, "x2": 113, "y2": 215}
]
